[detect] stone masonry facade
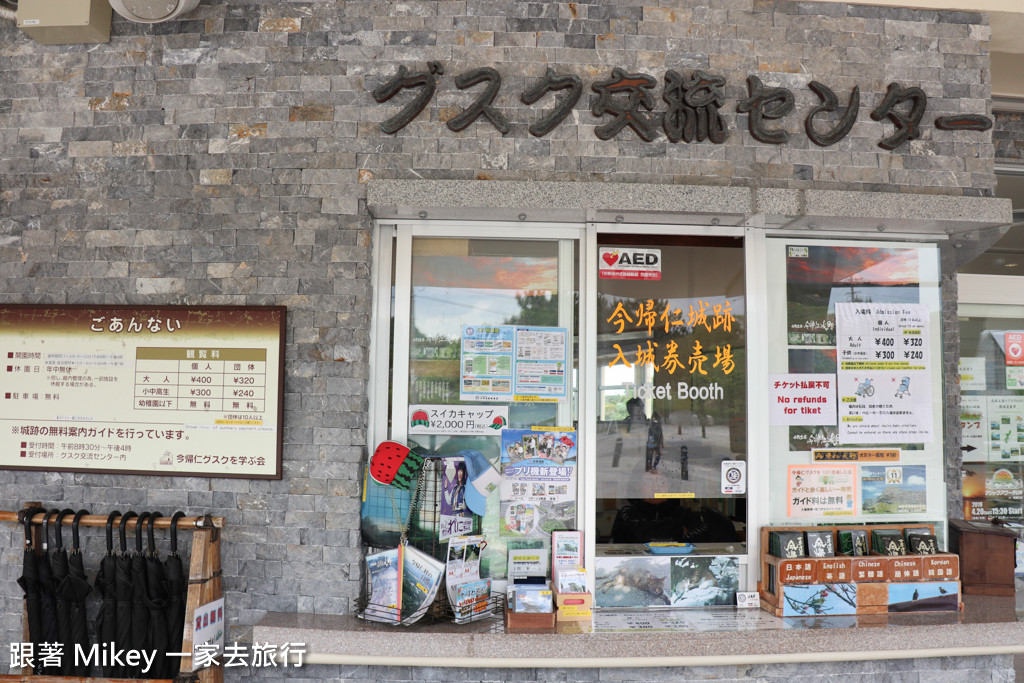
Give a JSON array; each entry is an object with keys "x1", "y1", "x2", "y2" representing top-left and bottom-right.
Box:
[{"x1": 0, "y1": 0, "x2": 1005, "y2": 677}]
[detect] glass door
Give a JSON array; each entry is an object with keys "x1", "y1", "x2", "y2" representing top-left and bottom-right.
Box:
[{"x1": 592, "y1": 235, "x2": 747, "y2": 548}]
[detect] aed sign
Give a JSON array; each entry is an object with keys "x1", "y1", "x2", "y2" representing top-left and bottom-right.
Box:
[
  {"x1": 599, "y1": 247, "x2": 662, "y2": 281},
  {"x1": 1006, "y1": 332, "x2": 1024, "y2": 366}
]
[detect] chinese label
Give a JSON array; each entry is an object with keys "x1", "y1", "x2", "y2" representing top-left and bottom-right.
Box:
[{"x1": 191, "y1": 597, "x2": 226, "y2": 672}]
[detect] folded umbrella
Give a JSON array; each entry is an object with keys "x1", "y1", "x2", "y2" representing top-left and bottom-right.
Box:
[
  {"x1": 65, "y1": 509, "x2": 92, "y2": 676},
  {"x1": 130, "y1": 511, "x2": 153, "y2": 678},
  {"x1": 37, "y1": 509, "x2": 61, "y2": 675},
  {"x1": 49, "y1": 508, "x2": 75, "y2": 675},
  {"x1": 92, "y1": 510, "x2": 120, "y2": 677},
  {"x1": 114, "y1": 511, "x2": 137, "y2": 678},
  {"x1": 16, "y1": 506, "x2": 46, "y2": 675},
  {"x1": 144, "y1": 512, "x2": 169, "y2": 679},
  {"x1": 162, "y1": 511, "x2": 187, "y2": 678}
]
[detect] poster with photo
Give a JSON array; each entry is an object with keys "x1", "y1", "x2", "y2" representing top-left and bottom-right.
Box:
[
  {"x1": 986, "y1": 396, "x2": 1024, "y2": 461},
  {"x1": 836, "y1": 302, "x2": 933, "y2": 444},
  {"x1": 439, "y1": 456, "x2": 474, "y2": 540},
  {"x1": 785, "y1": 244, "x2": 921, "y2": 347},
  {"x1": 668, "y1": 555, "x2": 740, "y2": 607},
  {"x1": 513, "y1": 326, "x2": 568, "y2": 401},
  {"x1": 459, "y1": 325, "x2": 514, "y2": 402},
  {"x1": 499, "y1": 428, "x2": 577, "y2": 539},
  {"x1": 860, "y1": 465, "x2": 927, "y2": 515},
  {"x1": 962, "y1": 463, "x2": 1023, "y2": 522},
  {"x1": 594, "y1": 555, "x2": 671, "y2": 608}
]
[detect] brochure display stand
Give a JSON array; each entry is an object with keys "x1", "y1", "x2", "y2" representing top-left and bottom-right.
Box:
[
  {"x1": 758, "y1": 524, "x2": 961, "y2": 617},
  {"x1": 1, "y1": 503, "x2": 225, "y2": 683}
]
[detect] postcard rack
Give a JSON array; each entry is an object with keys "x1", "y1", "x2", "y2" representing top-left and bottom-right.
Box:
[
  {"x1": 1, "y1": 503, "x2": 224, "y2": 683},
  {"x1": 758, "y1": 524, "x2": 962, "y2": 617}
]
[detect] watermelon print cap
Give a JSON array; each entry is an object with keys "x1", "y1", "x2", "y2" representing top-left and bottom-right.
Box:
[
  {"x1": 410, "y1": 410, "x2": 430, "y2": 428},
  {"x1": 489, "y1": 416, "x2": 506, "y2": 430},
  {"x1": 369, "y1": 441, "x2": 425, "y2": 490}
]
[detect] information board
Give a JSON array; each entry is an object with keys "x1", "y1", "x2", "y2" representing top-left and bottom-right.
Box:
[{"x1": 0, "y1": 305, "x2": 285, "y2": 478}]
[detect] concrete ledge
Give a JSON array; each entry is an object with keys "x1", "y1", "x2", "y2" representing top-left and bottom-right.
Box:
[
  {"x1": 366, "y1": 180, "x2": 1012, "y2": 235},
  {"x1": 254, "y1": 594, "x2": 1024, "y2": 668}
]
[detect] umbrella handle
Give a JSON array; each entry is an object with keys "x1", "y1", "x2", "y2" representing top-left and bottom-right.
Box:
[
  {"x1": 147, "y1": 511, "x2": 163, "y2": 555},
  {"x1": 136, "y1": 511, "x2": 151, "y2": 554},
  {"x1": 20, "y1": 506, "x2": 46, "y2": 548},
  {"x1": 54, "y1": 508, "x2": 75, "y2": 550},
  {"x1": 169, "y1": 511, "x2": 186, "y2": 555},
  {"x1": 72, "y1": 509, "x2": 90, "y2": 552},
  {"x1": 119, "y1": 511, "x2": 137, "y2": 554},
  {"x1": 42, "y1": 508, "x2": 60, "y2": 551},
  {"x1": 105, "y1": 510, "x2": 121, "y2": 554}
]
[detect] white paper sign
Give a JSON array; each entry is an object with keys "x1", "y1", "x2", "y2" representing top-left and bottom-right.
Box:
[
  {"x1": 191, "y1": 597, "x2": 225, "y2": 671},
  {"x1": 959, "y1": 356, "x2": 986, "y2": 391},
  {"x1": 768, "y1": 373, "x2": 837, "y2": 426},
  {"x1": 836, "y1": 303, "x2": 934, "y2": 444},
  {"x1": 721, "y1": 460, "x2": 747, "y2": 494}
]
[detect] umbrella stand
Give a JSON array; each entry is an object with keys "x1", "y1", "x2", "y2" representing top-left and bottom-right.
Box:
[{"x1": 4, "y1": 504, "x2": 227, "y2": 683}]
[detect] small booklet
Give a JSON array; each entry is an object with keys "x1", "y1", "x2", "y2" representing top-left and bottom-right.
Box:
[
  {"x1": 401, "y1": 544, "x2": 445, "y2": 626},
  {"x1": 450, "y1": 578, "x2": 493, "y2": 623},
  {"x1": 362, "y1": 546, "x2": 403, "y2": 624}
]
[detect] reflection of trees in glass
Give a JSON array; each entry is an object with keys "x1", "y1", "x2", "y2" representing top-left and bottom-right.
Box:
[{"x1": 503, "y1": 290, "x2": 560, "y2": 327}]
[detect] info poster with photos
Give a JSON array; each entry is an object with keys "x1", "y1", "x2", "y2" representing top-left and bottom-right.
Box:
[
  {"x1": 459, "y1": 324, "x2": 568, "y2": 403},
  {"x1": 786, "y1": 464, "x2": 857, "y2": 518},
  {"x1": 0, "y1": 305, "x2": 284, "y2": 478},
  {"x1": 499, "y1": 427, "x2": 577, "y2": 538},
  {"x1": 860, "y1": 465, "x2": 927, "y2": 515},
  {"x1": 962, "y1": 463, "x2": 1024, "y2": 522},
  {"x1": 768, "y1": 240, "x2": 944, "y2": 526},
  {"x1": 835, "y1": 302, "x2": 933, "y2": 444}
]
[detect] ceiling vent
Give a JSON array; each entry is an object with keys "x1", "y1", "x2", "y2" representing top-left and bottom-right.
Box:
[{"x1": 108, "y1": 0, "x2": 199, "y2": 23}]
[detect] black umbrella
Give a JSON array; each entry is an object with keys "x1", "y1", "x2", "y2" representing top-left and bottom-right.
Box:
[
  {"x1": 93, "y1": 510, "x2": 120, "y2": 677},
  {"x1": 64, "y1": 509, "x2": 92, "y2": 676},
  {"x1": 49, "y1": 508, "x2": 75, "y2": 675},
  {"x1": 131, "y1": 511, "x2": 153, "y2": 678},
  {"x1": 37, "y1": 509, "x2": 60, "y2": 675},
  {"x1": 114, "y1": 511, "x2": 137, "y2": 678},
  {"x1": 16, "y1": 506, "x2": 46, "y2": 675},
  {"x1": 163, "y1": 511, "x2": 187, "y2": 678},
  {"x1": 144, "y1": 512, "x2": 168, "y2": 679}
]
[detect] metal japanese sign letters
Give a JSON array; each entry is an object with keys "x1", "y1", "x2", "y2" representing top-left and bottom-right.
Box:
[{"x1": 373, "y1": 62, "x2": 992, "y2": 151}]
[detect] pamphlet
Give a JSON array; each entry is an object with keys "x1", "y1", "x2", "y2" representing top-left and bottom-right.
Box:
[
  {"x1": 450, "y1": 578, "x2": 493, "y2": 623},
  {"x1": 400, "y1": 544, "x2": 445, "y2": 626},
  {"x1": 512, "y1": 584, "x2": 554, "y2": 613},
  {"x1": 555, "y1": 565, "x2": 588, "y2": 594},
  {"x1": 362, "y1": 546, "x2": 403, "y2": 624},
  {"x1": 445, "y1": 535, "x2": 486, "y2": 585}
]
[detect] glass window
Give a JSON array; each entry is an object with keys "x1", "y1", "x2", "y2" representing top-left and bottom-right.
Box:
[
  {"x1": 957, "y1": 299, "x2": 1024, "y2": 526},
  {"x1": 387, "y1": 233, "x2": 580, "y2": 579},
  {"x1": 764, "y1": 239, "x2": 946, "y2": 529}
]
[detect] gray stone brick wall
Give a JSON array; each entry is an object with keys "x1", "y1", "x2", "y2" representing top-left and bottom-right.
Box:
[
  {"x1": 994, "y1": 110, "x2": 1024, "y2": 163},
  {"x1": 0, "y1": 0, "x2": 1004, "y2": 679}
]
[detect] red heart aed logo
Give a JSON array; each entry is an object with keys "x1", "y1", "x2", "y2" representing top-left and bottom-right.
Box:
[{"x1": 602, "y1": 251, "x2": 619, "y2": 266}]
